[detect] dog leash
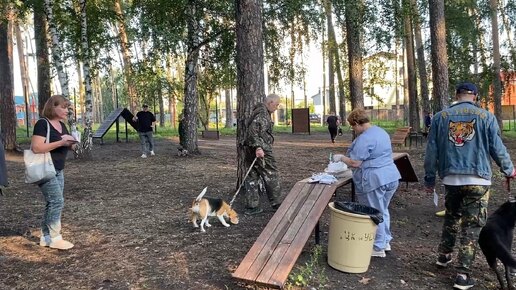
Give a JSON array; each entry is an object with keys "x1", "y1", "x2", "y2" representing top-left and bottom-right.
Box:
[{"x1": 229, "y1": 157, "x2": 258, "y2": 208}]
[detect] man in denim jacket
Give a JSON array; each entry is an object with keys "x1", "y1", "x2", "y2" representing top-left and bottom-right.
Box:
[{"x1": 424, "y1": 82, "x2": 516, "y2": 290}]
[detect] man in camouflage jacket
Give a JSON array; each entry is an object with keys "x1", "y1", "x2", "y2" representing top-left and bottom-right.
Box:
[{"x1": 244, "y1": 94, "x2": 283, "y2": 215}]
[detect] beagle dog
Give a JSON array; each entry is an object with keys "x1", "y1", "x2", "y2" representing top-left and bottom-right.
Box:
[{"x1": 190, "y1": 187, "x2": 239, "y2": 232}]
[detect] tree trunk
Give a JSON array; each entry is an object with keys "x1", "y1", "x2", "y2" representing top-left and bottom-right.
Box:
[
  {"x1": 324, "y1": 0, "x2": 336, "y2": 114},
  {"x1": 403, "y1": 0, "x2": 419, "y2": 131},
  {"x1": 0, "y1": 17, "x2": 18, "y2": 151},
  {"x1": 411, "y1": 0, "x2": 430, "y2": 115},
  {"x1": 235, "y1": 0, "x2": 265, "y2": 185},
  {"x1": 225, "y1": 88, "x2": 232, "y2": 128},
  {"x1": 182, "y1": 0, "x2": 201, "y2": 154},
  {"x1": 34, "y1": 3, "x2": 51, "y2": 115},
  {"x1": 345, "y1": 0, "x2": 364, "y2": 109},
  {"x1": 114, "y1": 0, "x2": 138, "y2": 113},
  {"x1": 490, "y1": 0, "x2": 503, "y2": 130},
  {"x1": 14, "y1": 24, "x2": 31, "y2": 127},
  {"x1": 429, "y1": 0, "x2": 449, "y2": 112},
  {"x1": 158, "y1": 80, "x2": 164, "y2": 127},
  {"x1": 72, "y1": 0, "x2": 93, "y2": 158}
]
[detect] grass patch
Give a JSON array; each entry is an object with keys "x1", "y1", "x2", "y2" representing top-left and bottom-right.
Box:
[{"x1": 286, "y1": 245, "x2": 329, "y2": 289}]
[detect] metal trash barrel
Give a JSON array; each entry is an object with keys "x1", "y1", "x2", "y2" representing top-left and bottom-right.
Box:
[{"x1": 327, "y1": 202, "x2": 379, "y2": 273}]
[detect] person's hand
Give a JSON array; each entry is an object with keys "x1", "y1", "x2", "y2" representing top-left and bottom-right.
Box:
[
  {"x1": 332, "y1": 154, "x2": 344, "y2": 162},
  {"x1": 132, "y1": 116, "x2": 137, "y2": 122},
  {"x1": 61, "y1": 134, "x2": 78, "y2": 147},
  {"x1": 505, "y1": 169, "x2": 516, "y2": 191},
  {"x1": 255, "y1": 148, "x2": 265, "y2": 158}
]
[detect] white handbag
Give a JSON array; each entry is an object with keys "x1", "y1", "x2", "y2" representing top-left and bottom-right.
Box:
[{"x1": 24, "y1": 119, "x2": 56, "y2": 184}]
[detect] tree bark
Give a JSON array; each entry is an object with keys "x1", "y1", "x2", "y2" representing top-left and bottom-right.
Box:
[
  {"x1": 14, "y1": 24, "x2": 31, "y2": 127},
  {"x1": 235, "y1": 0, "x2": 265, "y2": 185},
  {"x1": 225, "y1": 88, "x2": 232, "y2": 128},
  {"x1": 33, "y1": 3, "x2": 51, "y2": 115},
  {"x1": 345, "y1": 0, "x2": 364, "y2": 109},
  {"x1": 411, "y1": 0, "x2": 429, "y2": 115},
  {"x1": 182, "y1": 0, "x2": 201, "y2": 154},
  {"x1": 324, "y1": 0, "x2": 336, "y2": 114},
  {"x1": 73, "y1": 0, "x2": 93, "y2": 158},
  {"x1": 490, "y1": 0, "x2": 503, "y2": 130},
  {"x1": 428, "y1": 0, "x2": 449, "y2": 112},
  {"x1": 403, "y1": 0, "x2": 419, "y2": 131},
  {"x1": 0, "y1": 16, "x2": 18, "y2": 151},
  {"x1": 114, "y1": 0, "x2": 138, "y2": 113}
]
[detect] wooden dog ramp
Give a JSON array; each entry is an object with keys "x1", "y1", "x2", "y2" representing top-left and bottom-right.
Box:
[{"x1": 232, "y1": 172, "x2": 353, "y2": 289}]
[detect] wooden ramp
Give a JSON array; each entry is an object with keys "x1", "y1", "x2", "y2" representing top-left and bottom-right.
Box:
[
  {"x1": 233, "y1": 153, "x2": 418, "y2": 289},
  {"x1": 232, "y1": 171, "x2": 353, "y2": 289}
]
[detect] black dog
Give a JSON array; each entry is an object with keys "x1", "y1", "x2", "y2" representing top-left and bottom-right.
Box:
[{"x1": 478, "y1": 201, "x2": 516, "y2": 290}]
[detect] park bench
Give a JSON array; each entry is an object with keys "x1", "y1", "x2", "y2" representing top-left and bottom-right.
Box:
[
  {"x1": 391, "y1": 127, "x2": 411, "y2": 147},
  {"x1": 233, "y1": 153, "x2": 418, "y2": 289}
]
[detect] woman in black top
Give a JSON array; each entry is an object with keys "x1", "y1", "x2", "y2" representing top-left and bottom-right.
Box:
[{"x1": 31, "y1": 95, "x2": 78, "y2": 250}]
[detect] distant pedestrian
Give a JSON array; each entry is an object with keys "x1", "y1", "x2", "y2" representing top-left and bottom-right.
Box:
[
  {"x1": 133, "y1": 104, "x2": 156, "y2": 158},
  {"x1": 243, "y1": 94, "x2": 283, "y2": 215},
  {"x1": 326, "y1": 112, "x2": 340, "y2": 143},
  {"x1": 424, "y1": 82, "x2": 516, "y2": 290}
]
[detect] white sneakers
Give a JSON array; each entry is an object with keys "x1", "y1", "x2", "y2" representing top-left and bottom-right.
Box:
[
  {"x1": 40, "y1": 235, "x2": 74, "y2": 250},
  {"x1": 141, "y1": 151, "x2": 155, "y2": 158},
  {"x1": 371, "y1": 248, "x2": 386, "y2": 258}
]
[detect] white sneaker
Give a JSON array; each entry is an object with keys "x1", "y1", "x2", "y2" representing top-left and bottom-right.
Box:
[
  {"x1": 150, "y1": 151, "x2": 155, "y2": 156},
  {"x1": 39, "y1": 235, "x2": 51, "y2": 247},
  {"x1": 141, "y1": 154, "x2": 147, "y2": 158},
  {"x1": 49, "y1": 235, "x2": 74, "y2": 250},
  {"x1": 372, "y1": 249, "x2": 386, "y2": 258},
  {"x1": 385, "y1": 243, "x2": 391, "y2": 252}
]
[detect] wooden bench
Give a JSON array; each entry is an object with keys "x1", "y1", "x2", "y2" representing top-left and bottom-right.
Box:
[
  {"x1": 232, "y1": 171, "x2": 353, "y2": 289},
  {"x1": 391, "y1": 127, "x2": 411, "y2": 147},
  {"x1": 233, "y1": 153, "x2": 418, "y2": 289}
]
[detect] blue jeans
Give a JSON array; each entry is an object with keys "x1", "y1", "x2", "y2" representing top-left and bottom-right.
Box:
[
  {"x1": 38, "y1": 170, "x2": 65, "y2": 238},
  {"x1": 356, "y1": 180, "x2": 399, "y2": 251},
  {"x1": 138, "y1": 131, "x2": 154, "y2": 154}
]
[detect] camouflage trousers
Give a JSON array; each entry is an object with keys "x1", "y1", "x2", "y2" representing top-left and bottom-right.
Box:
[
  {"x1": 244, "y1": 151, "x2": 282, "y2": 209},
  {"x1": 438, "y1": 185, "x2": 490, "y2": 272}
]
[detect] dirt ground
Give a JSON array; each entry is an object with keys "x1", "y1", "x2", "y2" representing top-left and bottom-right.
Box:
[{"x1": 1, "y1": 131, "x2": 515, "y2": 290}]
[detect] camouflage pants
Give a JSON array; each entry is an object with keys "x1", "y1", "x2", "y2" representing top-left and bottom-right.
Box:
[
  {"x1": 438, "y1": 185, "x2": 490, "y2": 272},
  {"x1": 244, "y1": 150, "x2": 282, "y2": 209}
]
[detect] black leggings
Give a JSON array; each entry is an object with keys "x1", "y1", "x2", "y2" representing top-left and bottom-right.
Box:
[{"x1": 328, "y1": 126, "x2": 338, "y2": 141}]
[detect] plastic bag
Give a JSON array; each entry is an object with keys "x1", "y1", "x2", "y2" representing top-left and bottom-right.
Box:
[{"x1": 334, "y1": 201, "x2": 384, "y2": 225}]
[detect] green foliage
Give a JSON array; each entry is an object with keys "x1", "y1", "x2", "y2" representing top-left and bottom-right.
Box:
[{"x1": 286, "y1": 245, "x2": 329, "y2": 289}]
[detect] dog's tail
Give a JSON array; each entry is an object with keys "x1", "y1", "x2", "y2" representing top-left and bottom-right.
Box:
[{"x1": 195, "y1": 187, "x2": 208, "y2": 201}]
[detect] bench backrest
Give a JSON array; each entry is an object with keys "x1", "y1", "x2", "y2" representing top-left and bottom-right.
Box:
[{"x1": 391, "y1": 127, "x2": 411, "y2": 145}]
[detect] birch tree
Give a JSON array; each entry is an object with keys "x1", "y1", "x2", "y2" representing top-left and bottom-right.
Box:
[
  {"x1": 77, "y1": 0, "x2": 93, "y2": 158},
  {"x1": 43, "y1": 0, "x2": 76, "y2": 128}
]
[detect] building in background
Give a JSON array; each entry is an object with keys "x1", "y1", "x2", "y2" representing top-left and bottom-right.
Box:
[{"x1": 14, "y1": 94, "x2": 38, "y2": 126}]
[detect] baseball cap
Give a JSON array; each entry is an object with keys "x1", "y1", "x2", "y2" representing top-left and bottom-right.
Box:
[
  {"x1": 142, "y1": 104, "x2": 149, "y2": 108},
  {"x1": 456, "y1": 82, "x2": 478, "y2": 95}
]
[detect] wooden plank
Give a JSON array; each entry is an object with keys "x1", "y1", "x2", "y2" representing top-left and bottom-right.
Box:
[
  {"x1": 232, "y1": 182, "x2": 311, "y2": 281},
  {"x1": 255, "y1": 185, "x2": 326, "y2": 285},
  {"x1": 241, "y1": 184, "x2": 314, "y2": 282},
  {"x1": 267, "y1": 185, "x2": 339, "y2": 287}
]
